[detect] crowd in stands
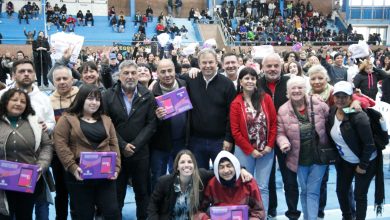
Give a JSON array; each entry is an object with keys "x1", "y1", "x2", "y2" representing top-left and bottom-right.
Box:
[{"x1": 215, "y1": 0, "x2": 379, "y2": 46}]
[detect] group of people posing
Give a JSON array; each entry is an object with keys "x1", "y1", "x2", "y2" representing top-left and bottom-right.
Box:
[{"x1": 0, "y1": 44, "x2": 388, "y2": 220}]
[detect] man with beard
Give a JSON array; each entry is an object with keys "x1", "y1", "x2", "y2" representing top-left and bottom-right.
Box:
[
  {"x1": 102, "y1": 60, "x2": 156, "y2": 220},
  {"x1": 258, "y1": 53, "x2": 299, "y2": 220},
  {"x1": 0, "y1": 59, "x2": 56, "y2": 220},
  {"x1": 0, "y1": 59, "x2": 55, "y2": 132}
]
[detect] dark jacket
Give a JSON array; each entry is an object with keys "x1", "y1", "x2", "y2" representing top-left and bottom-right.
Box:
[
  {"x1": 147, "y1": 169, "x2": 214, "y2": 220},
  {"x1": 150, "y1": 78, "x2": 190, "y2": 151},
  {"x1": 182, "y1": 73, "x2": 236, "y2": 142},
  {"x1": 353, "y1": 67, "x2": 387, "y2": 100},
  {"x1": 32, "y1": 37, "x2": 51, "y2": 65},
  {"x1": 259, "y1": 75, "x2": 290, "y2": 111},
  {"x1": 381, "y1": 77, "x2": 390, "y2": 104},
  {"x1": 102, "y1": 82, "x2": 157, "y2": 160},
  {"x1": 326, "y1": 106, "x2": 376, "y2": 170}
]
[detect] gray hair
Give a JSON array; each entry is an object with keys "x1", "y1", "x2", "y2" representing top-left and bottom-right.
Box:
[
  {"x1": 119, "y1": 60, "x2": 138, "y2": 74},
  {"x1": 197, "y1": 48, "x2": 217, "y2": 63},
  {"x1": 307, "y1": 65, "x2": 330, "y2": 82},
  {"x1": 262, "y1": 53, "x2": 282, "y2": 66},
  {"x1": 52, "y1": 65, "x2": 73, "y2": 78},
  {"x1": 286, "y1": 76, "x2": 307, "y2": 99}
]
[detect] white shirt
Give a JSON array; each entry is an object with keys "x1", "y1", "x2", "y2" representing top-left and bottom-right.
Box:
[{"x1": 330, "y1": 115, "x2": 376, "y2": 163}]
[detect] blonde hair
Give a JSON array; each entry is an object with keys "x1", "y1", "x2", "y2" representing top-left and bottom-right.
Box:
[
  {"x1": 358, "y1": 59, "x2": 373, "y2": 72},
  {"x1": 173, "y1": 150, "x2": 204, "y2": 218}
]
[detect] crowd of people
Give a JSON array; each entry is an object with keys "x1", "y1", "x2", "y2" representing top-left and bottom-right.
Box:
[
  {"x1": 0, "y1": 36, "x2": 389, "y2": 220},
  {"x1": 216, "y1": 0, "x2": 380, "y2": 46},
  {"x1": 0, "y1": 0, "x2": 389, "y2": 220}
]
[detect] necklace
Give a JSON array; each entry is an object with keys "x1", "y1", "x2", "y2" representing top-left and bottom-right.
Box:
[{"x1": 81, "y1": 116, "x2": 95, "y2": 121}]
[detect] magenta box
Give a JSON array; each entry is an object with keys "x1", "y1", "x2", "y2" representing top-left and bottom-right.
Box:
[
  {"x1": 79, "y1": 152, "x2": 117, "y2": 179},
  {"x1": 0, "y1": 160, "x2": 39, "y2": 193},
  {"x1": 210, "y1": 205, "x2": 249, "y2": 220},
  {"x1": 156, "y1": 87, "x2": 193, "y2": 120}
]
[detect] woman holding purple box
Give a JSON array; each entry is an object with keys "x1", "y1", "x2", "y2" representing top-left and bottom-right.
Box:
[
  {"x1": 0, "y1": 88, "x2": 53, "y2": 220},
  {"x1": 53, "y1": 84, "x2": 121, "y2": 220}
]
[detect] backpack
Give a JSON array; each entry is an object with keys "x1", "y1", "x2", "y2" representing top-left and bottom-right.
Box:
[{"x1": 365, "y1": 108, "x2": 389, "y2": 150}]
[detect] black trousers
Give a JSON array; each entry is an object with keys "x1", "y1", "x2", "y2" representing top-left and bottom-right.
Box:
[
  {"x1": 116, "y1": 157, "x2": 149, "y2": 220},
  {"x1": 335, "y1": 157, "x2": 377, "y2": 220},
  {"x1": 268, "y1": 147, "x2": 300, "y2": 219},
  {"x1": 51, "y1": 155, "x2": 75, "y2": 220},
  {"x1": 34, "y1": 58, "x2": 49, "y2": 86},
  {"x1": 65, "y1": 172, "x2": 120, "y2": 220},
  {"x1": 0, "y1": 178, "x2": 44, "y2": 220}
]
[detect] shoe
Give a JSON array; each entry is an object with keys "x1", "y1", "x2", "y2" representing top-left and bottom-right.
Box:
[{"x1": 267, "y1": 214, "x2": 276, "y2": 220}]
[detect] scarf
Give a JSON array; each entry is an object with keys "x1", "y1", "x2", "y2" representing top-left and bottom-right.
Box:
[
  {"x1": 309, "y1": 83, "x2": 333, "y2": 103},
  {"x1": 160, "y1": 80, "x2": 179, "y2": 94}
]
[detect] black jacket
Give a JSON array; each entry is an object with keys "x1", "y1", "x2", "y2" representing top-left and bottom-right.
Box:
[
  {"x1": 150, "y1": 78, "x2": 190, "y2": 152},
  {"x1": 353, "y1": 67, "x2": 387, "y2": 100},
  {"x1": 381, "y1": 77, "x2": 390, "y2": 104},
  {"x1": 182, "y1": 73, "x2": 236, "y2": 142},
  {"x1": 259, "y1": 75, "x2": 290, "y2": 111},
  {"x1": 148, "y1": 169, "x2": 213, "y2": 220},
  {"x1": 326, "y1": 106, "x2": 376, "y2": 170},
  {"x1": 102, "y1": 82, "x2": 157, "y2": 160}
]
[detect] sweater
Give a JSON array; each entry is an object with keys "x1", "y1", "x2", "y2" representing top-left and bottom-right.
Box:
[
  {"x1": 259, "y1": 75, "x2": 290, "y2": 112},
  {"x1": 200, "y1": 151, "x2": 265, "y2": 220},
  {"x1": 53, "y1": 113, "x2": 121, "y2": 174},
  {"x1": 230, "y1": 93, "x2": 277, "y2": 155},
  {"x1": 50, "y1": 86, "x2": 79, "y2": 121},
  {"x1": 182, "y1": 73, "x2": 236, "y2": 142}
]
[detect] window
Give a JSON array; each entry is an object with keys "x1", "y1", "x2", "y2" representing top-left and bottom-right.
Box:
[
  {"x1": 350, "y1": 0, "x2": 362, "y2": 6},
  {"x1": 361, "y1": 0, "x2": 373, "y2": 6},
  {"x1": 373, "y1": 0, "x2": 384, "y2": 5}
]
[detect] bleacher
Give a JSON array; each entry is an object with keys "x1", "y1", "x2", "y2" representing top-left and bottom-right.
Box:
[{"x1": 0, "y1": 0, "x2": 201, "y2": 46}]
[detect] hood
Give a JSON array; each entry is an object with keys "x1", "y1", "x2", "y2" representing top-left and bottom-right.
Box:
[{"x1": 213, "y1": 150, "x2": 241, "y2": 183}]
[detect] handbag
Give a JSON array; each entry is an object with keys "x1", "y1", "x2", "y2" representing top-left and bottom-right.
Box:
[{"x1": 309, "y1": 96, "x2": 339, "y2": 165}]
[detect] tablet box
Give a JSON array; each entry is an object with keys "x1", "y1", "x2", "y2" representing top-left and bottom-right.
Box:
[
  {"x1": 0, "y1": 160, "x2": 39, "y2": 193},
  {"x1": 156, "y1": 87, "x2": 193, "y2": 120},
  {"x1": 210, "y1": 205, "x2": 249, "y2": 220},
  {"x1": 79, "y1": 152, "x2": 117, "y2": 179}
]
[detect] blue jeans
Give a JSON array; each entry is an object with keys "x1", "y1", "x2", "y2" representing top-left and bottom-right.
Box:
[
  {"x1": 150, "y1": 139, "x2": 186, "y2": 190},
  {"x1": 34, "y1": 200, "x2": 49, "y2": 220},
  {"x1": 234, "y1": 146, "x2": 274, "y2": 217},
  {"x1": 297, "y1": 164, "x2": 327, "y2": 220},
  {"x1": 188, "y1": 136, "x2": 223, "y2": 169}
]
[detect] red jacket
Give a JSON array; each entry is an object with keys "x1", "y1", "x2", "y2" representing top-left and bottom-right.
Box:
[
  {"x1": 200, "y1": 177, "x2": 265, "y2": 220},
  {"x1": 230, "y1": 93, "x2": 277, "y2": 155}
]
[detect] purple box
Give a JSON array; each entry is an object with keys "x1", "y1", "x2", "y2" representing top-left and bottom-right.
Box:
[
  {"x1": 79, "y1": 152, "x2": 117, "y2": 179},
  {"x1": 0, "y1": 160, "x2": 39, "y2": 193},
  {"x1": 156, "y1": 87, "x2": 193, "y2": 120},
  {"x1": 210, "y1": 205, "x2": 249, "y2": 220}
]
